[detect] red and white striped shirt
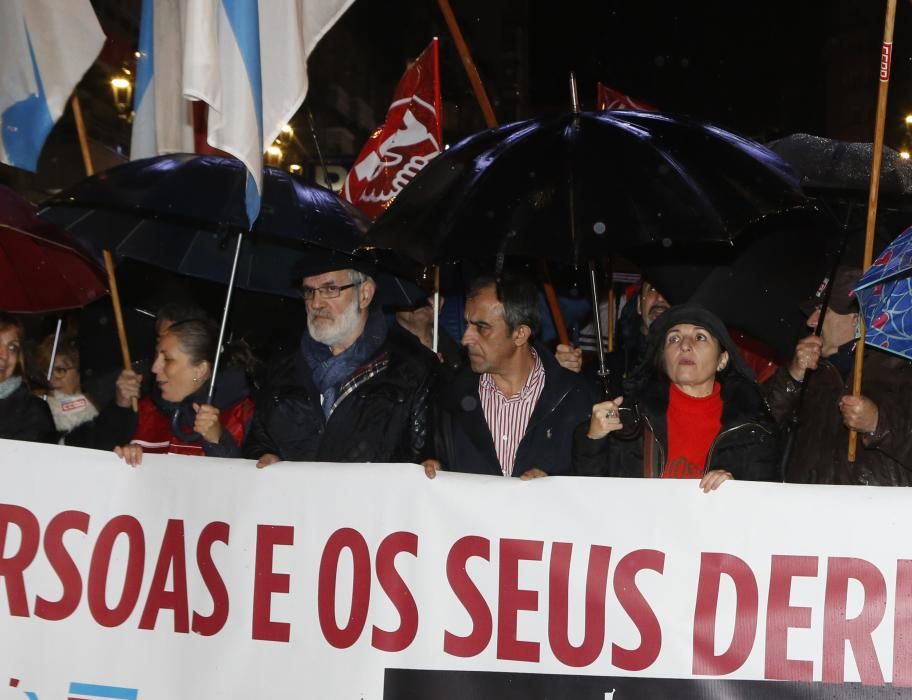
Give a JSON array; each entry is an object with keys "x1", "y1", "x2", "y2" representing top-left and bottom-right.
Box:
[{"x1": 479, "y1": 349, "x2": 546, "y2": 477}]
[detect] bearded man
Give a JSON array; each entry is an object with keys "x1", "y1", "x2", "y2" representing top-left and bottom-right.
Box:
[{"x1": 244, "y1": 250, "x2": 437, "y2": 467}]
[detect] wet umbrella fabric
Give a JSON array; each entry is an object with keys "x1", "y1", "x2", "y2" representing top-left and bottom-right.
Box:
[
  {"x1": 0, "y1": 187, "x2": 107, "y2": 313},
  {"x1": 364, "y1": 111, "x2": 806, "y2": 266},
  {"x1": 38, "y1": 154, "x2": 374, "y2": 300},
  {"x1": 641, "y1": 212, "x2": 835, "y2": 360},
  {"x1": 853, "y1": 225, "x2": 912, "y2": 360}
]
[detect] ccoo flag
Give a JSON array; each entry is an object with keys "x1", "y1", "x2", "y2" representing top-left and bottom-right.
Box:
[
  {"x1": 341, "y1": 39, "x2": 442, "y2": 220},
  {"x1": 596, "y1": 82, "x2": 656, "y2": 112},
  {"x1": 132, "y1": 0, "x2": 355, "y2": 229},
  {"x1": 0, "y1": 0, "x2": 105, "y2": 171}
]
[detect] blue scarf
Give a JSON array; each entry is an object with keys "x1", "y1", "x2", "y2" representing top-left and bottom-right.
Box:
[
  {"x1": 301, "y1": 308, "x2": 387, "y2": 418},
  {"x1": 0, "y1": 376, "x2": 23, "y2": 400}
]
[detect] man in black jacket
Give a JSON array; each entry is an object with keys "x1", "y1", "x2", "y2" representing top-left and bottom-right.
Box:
[
  {"x1": 244, "y1": 250, "x2": 437, "y2": 466},
  {"x1": 423, "y1": 273, "x2": 594, "y2": 479}
]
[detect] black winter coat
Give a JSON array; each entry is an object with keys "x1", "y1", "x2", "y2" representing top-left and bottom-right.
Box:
[
  {"x1": 433, "y1": 343, "x2": 596, "y2": 477},
  {"x1": 574, "y1": 372, "x2": 781, "y2": 481},
  {"x1": 0, "y1": 382, "x2": 56, "y2": 444},
  {"x1": 244, "y1": 327, "x2": 437, "y2": 463}
]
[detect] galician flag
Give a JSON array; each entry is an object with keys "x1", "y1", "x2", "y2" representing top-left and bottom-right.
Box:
[
  {"x1": 132, "y1": 0, "x2": 355, "y2": 228},
  {"x1": 0, "y1": 0, "x2": 105, "y2": 171}
]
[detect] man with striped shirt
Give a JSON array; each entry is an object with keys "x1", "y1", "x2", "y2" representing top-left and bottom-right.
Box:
[{"x1": 424, "y1": 273, "x2": 594, "y2": 479}]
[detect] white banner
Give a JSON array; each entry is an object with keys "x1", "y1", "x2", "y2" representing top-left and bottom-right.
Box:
[{"x1": 1, "y1": 438, "x2": 911, "y2": 699}]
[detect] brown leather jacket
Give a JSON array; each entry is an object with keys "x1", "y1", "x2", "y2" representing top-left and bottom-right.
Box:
[{"x1": 764, "y1": 345, "x2": 912, "y2": 485}]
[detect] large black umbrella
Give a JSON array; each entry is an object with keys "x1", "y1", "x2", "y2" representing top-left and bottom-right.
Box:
[
  {"x1": 364, "y1": 110, "x2": 807, "y2": 266},
  {"x1": 641, "y1": 211, "x2": 837, "y2": 361},
  {"x1": 38, "y1": 154, "x2": 374, "y2": 300},
  {"x1": 767, "y1": 133, "x2": 912, "y2": 259}
]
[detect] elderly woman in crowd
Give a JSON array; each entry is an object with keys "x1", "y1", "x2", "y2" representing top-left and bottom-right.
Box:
[
  {"x1": 112, "y1": 317, "x2": 255, "y2": 465},
  {"x1": 574, "y1": 304, "x2": 780, "y2": 490},
  {"x1": 35, "y1": 332, "x2": 99, "y2": 445},
  {"x1": 0, "y1": 313, "x2": 56, "y2": 444}
]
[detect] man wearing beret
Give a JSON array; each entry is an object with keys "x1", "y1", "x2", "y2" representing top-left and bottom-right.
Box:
[{"x1": 244, "y1": 250, "x2": 437, "y2": 467}]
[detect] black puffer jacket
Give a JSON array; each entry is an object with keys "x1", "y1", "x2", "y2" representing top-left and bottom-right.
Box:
[
  {"x1": 433, "y1": 342, "x2": 596, "y2": 477},
  {"x1": 765, "y1": 344, "x2": 912, "y2": 485},
  {"x1": 244, "y1": 326, "x2": 437, "y2": 463},
  {"x1": 574, "y1": 372, "x2": 780, "y2": 480},
  {"x1": 0, "y1": 381, "x2": 56, "y2": 444},
  {"x1": 574, "y1": 304, "x2": 780, "y2": 481}
]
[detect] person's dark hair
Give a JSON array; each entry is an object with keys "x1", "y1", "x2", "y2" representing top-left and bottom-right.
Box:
[
  {"x1": 165, "y1": 318, "x2": 219, "y2": 366},
  {"x1": 155, "y1": 302, "x2": 212, "y2": 335},
  {"x1": 0, "y1": 312, "x2": 26, "y2": 380},
  {"x1": 36, "y1": 333, "x2": 80, "y2": 374},
  {"x1": 164, "y1": 318, "x2": 260, "y2": 377},
  {"x1": 467, "y1": 273, "x2": 542, "y2": 339}
]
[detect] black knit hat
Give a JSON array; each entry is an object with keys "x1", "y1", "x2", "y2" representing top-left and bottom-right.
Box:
[{"x1": 642, "y1": 304, "x2": 757, "y2": 383}]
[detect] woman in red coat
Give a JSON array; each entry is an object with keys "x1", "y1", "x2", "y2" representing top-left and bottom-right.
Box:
[{"x1": 114, "y1": 318, "x2": 255, "y2": 466}]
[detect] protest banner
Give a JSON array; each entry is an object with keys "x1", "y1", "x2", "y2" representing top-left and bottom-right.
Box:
[{"x1": 1, "y1": 438, "x2": 910, "y2": 699}]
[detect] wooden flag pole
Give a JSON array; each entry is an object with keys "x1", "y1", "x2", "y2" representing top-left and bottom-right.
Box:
[
  {"x1": 849, "y1": 0, "x2": 897, "y2": 461},
  {"x1": 435, "y1": 0, "x2": 497, "y2": 130},
  {"x1": 103, "y1": 250, "x2": 138, "y2": 412},
  {"x1": 435, "y1": 0, "x2": 570, "y2": 345},
  {"x1": 70, "y1": 94, "x2": 94, "y2": 176}
]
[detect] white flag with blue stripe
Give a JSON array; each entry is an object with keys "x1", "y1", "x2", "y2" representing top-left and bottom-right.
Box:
[
  {"x1": 0, "y1": 0, "x2": 105, "y2": 171},
  {"x1": 132, "y1": 0, "x2": 355, "y2": 228},
  {"x1": 130, "y1": 0, "x2": 196, "y2": 159}
]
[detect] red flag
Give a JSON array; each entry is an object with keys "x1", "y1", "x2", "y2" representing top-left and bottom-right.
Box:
[
  {"x1": 341, "y1": 39, "x2": 443, "y2": 220},
  {"x1": 596, "y1": 83, "x2": 656, "y2": 112}
]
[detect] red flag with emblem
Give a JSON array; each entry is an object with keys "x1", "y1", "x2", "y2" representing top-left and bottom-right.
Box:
[
  {"x1": 596, "y1": 82, "x2": 656, "y2": 112},
  {"x1": 341, "y1": 39, "x2": 442, "y2": 220}
]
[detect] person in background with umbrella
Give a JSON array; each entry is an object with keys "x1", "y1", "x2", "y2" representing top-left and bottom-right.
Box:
[
  {"x1": 111, "y1": 317, "x2": 256, "y2": 466},
  {"x1": 244, "y1": 249, "x2": 438, "y2": 467},
  {"x1": 575, "y1": 305, "x2": 780, "y2": 489},
  {"x1": 34, "y1": 332, "x2": 99, "y2": 446},
  {"x1": 765, "y1": 267, "x2": 912, "y2": 485},
  {"x1": 0, "y1": 313, "x2": 55, "y2": 444}
]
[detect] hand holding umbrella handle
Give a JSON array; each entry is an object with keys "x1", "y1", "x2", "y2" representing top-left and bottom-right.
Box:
[{"x1": 102, "y1": 250, "x2": 137, "y2": 412}]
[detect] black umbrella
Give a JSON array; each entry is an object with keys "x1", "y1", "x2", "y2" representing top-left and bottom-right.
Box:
[
  {"x1": 767, "y1": 133, "x2": 912, "y2": 259},
  {"x1": 364, "y1": 110, "x2": 808, "y2": 387},
  {"x1": 365, "y1": 110, "x2": 807, "y2": 267},
  {"x1": 641, "y1": 211, "x2": 837, "y2": 361},
  {"x1": 38, "y1": 154, "x2": 375, "y2": 299}
]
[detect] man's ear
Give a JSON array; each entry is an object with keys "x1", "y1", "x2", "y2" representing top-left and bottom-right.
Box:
[
  {"x1": 512, "y1": 324, "x2": 532, "y2": 347},
  {"x1": 359, "y1": 278, "x2": 377, "y2": 309}
]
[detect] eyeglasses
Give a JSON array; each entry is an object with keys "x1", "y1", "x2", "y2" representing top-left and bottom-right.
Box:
[
  {"x1": 51, "y1": 366, "x2": 76, "y2": 377},
  {"x1": 301, "y1": 283, "x2": 359, "y2": 301}
]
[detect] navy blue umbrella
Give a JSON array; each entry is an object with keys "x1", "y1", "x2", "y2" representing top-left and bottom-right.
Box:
[{"x1": 38, "y1": 154, "x2": 376, "y2": 300}]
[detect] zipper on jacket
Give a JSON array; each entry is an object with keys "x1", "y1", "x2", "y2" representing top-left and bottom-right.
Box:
[
  {"x1": 640, "y1": 413, "x2": 665, "y2": 477},
  {"x1": 705, "y1": 422, "x2": 774, "y2": 470}
]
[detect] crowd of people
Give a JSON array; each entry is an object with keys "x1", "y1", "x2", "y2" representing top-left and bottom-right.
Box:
[{"x1": 2, "y1": 249, "x2": 910, "y2": 489}]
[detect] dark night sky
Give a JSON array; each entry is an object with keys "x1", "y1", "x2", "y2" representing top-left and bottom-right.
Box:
[{"x1": 307, "y1": 0, "x2": 912, "y2": 148}]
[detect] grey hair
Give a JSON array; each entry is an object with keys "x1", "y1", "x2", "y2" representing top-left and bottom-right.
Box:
[{"x1": 348, "y1": 269, "x2": 371, "y2": 286}]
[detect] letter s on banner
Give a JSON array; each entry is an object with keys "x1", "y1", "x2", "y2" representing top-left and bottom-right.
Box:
[
  {"x1": 444, "y1": 536, "x2": 492, "y2": 658},
  {"x1": 34, "y1": 510, "x2": 90, "y2": 622},
  {"x1": 371, "y1": 531, "x2": 419, "y2": 652}
]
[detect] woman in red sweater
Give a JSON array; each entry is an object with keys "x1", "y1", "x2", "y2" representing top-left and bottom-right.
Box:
[
  {"x1": 114, "y1": 317, "x2": 255, "y2": 466},
  {"x1": 574, "y1": 305, "x2": 780, "y2": 490}
]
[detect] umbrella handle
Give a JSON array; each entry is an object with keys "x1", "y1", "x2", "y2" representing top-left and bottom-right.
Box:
[{"x1": 171, "y1": 409, "x2": 204, "y2": 445}]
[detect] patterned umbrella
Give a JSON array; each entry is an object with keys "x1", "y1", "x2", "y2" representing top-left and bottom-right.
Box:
[{"x1": 853, "y1": 225, "x2": 912, "y2": 359}]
